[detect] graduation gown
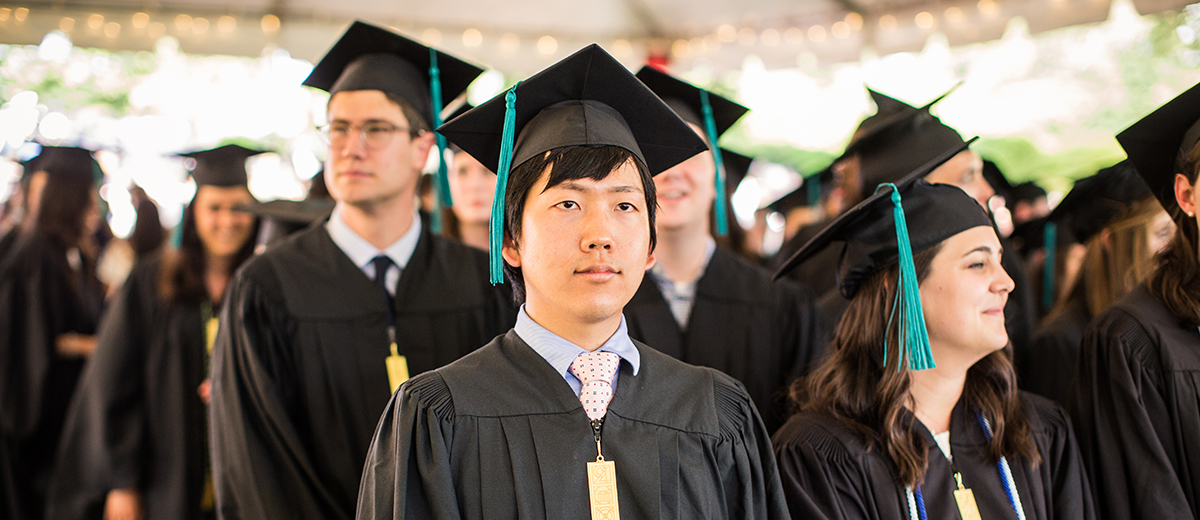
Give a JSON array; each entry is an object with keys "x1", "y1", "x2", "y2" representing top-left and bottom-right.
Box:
[
  {"x1": 209, "y1": 223, "x2": 514, "y2": 520},
  {"x1": 772, "y1": 222, "x2": 838, "y2": 298},
  {"x1": 0, "y1": 231, "x2": 105, "y2": 520},
  {"x1": 357, "y1": 330, "x2": 790, "y2": 519},
  {"x1": 1018, "y1": 300, "x2": 1089, "y2": 407},
  {"x1": 773, "y1": 393, "x2": 1095, "y2": 520},
  {"x1": 46, "y1": 254, "x2": 210, "y2": 520},
  {"x1": 625, "y1": 246, "x2": 825, "y2": 433},
  {"x1": 1070, "y1": 284, "x2": 1200, "y2": 519}
]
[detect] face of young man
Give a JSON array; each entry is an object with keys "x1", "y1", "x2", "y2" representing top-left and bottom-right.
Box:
[
  {"x1": 654, "y1": 123, "x2": 715, "y2": 233},
  {"x1": 324, "y1": 90, "x2": 435, "y2": 210},
  {"x1": 503, "y1": 159, "x2": 656, "y2": 325}
]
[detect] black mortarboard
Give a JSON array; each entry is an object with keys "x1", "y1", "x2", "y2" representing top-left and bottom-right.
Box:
[
  {"x1": 722, "y1": 149, "x2": 752, "y2": 193},
  {"x1": 774, "y1": 139, "x2": 988, "y2": 296},
  {"x1": 236, "y1": 198, "x2": 334, "y2": 224},
  {"x1": 846, "y1": 84, "x2": 960, "y2": 157},
  {"x1": 634, "y1": 66, "x2": 749, "y2": 138},
  {"x1": 23, "y1": 145, "x2": 103, "y2": 185},
  {"x1": 1048, "y1": 160, "x2": 1152, "y2": 244},
  {"x1": 774, "y1": 139, "x2": 990, "y2": 372},
  {"x1": 302, "y1": 21, "x2": 484, "y2": 125},
  {"x1": 634, "y1": 66, "x2": 748, "y2": 236},
  {"x1": 982, "y1": 160, "x2": 1015, "y2": 202},
  {"x1": 855, "y1": 110, "x2": 966, "y2": 199},
  {"x1": 176, "y1": 145, "x2": 264, "y2": 187},
  {"x1": 767, "y1": 165, "x2": 833, "y2": 214},
  {"x1": 1116, "y1": 80, "x2": 1200, "y2": 212},
  {"x1": 438, "y1": 44, "x2": 708, "y2": 283}
]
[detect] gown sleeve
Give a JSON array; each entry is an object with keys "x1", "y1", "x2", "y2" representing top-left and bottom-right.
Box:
[
  {"x1": 0, "y1": 243, "x2": 57, "y2": 439},
  {"x1": 356, "y1": 372, "x2": 460, "y2": 520},
  {"x1": 711, "y1": 376, "x2": 792, "y2": 520},
  {"x1": 1029, "y1": 396, "x2": 1097, "y2": 520},
  {"x1": 45, "y1": 265, "x2": 151, "y2": 520},
  {"x1": 1069, "y1": 309, "x2": 1190, "y2": 520},
  {"x1": 208, "y1": 266, "x2": 340, "y2": 520},
  {"x1": 773, "y1": 417, "x2": 878, "y2": 520}
]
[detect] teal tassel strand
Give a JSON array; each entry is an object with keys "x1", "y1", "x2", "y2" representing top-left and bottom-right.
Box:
[
  {"x1": 806, "y1": 174, "x2": 821, "y2": 207},
  {"x1": 878, "y1": 183, "x2": 936, "y2": 371},
  {"x1": 428, "y1": 49, "x2": 451, "y2": 234},
  {"x1": 489, "y1": 83, "x2": 520, "y2": 285},
  {"x1": 169, "y1": 204, "x2": 185, "y2": 249},
  {"x1": 1042, "y1": 222, "x2": 1057, "y2": 311},
  {"x1": 699, "y1": 91, "x2": 729, "y2": 236}
]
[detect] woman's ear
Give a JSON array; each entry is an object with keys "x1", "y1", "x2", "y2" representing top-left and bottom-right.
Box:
[{"x1": 1175, "y1": 173, "x2": 1197, "y2": 218}]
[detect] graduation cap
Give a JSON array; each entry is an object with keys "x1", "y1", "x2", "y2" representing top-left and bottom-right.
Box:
[
  {"x1": 20, "y1": 145, "x2": 101, "y2": 184},
  {"x1": 303, "y1": 20, "x2": 486, "y2": 221},
  {"x1": 235, "y1": 198, "x2": 335, "y2": 224},
  {"x1": 1117, "y1": 81, "x2": 1200, "y2": 213},
  {"x1": 767, "y1": 165, "x2": 833, "y2": 214},
  {"x1": 438, "y1": 44, "x2": 708, "y2": 284},
  {"x1": 982, "y1": 160, "x2": 1015, "y2": 202},
  {"x1": 721, "y1": 149, "x2": 752, "y2": 194},
  {"x1": 633, "y1": 66, "x2": 749, "y2": 236},
  {"x1": 853, "y1": 88, "x2": 917, "y2": 140},
  {"x1": 176, "y1": 145, "x2": 265, "y2": 187},
  {"x1": 774, "y1": 139, "x2": 992, "y2": 371},
  {"x1": 1010, "y1": 182, "x2": 1046, "y2": 204},
  {"x1": 1049, "y1": 160, "x2": 1151, "y2": 244}
]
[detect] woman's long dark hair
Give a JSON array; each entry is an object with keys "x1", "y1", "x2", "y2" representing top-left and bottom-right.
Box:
[
  {"x1": 1147, "y1": 143, "x2": 1200, "y2": 324},
  {"x1": 793, "y1": 245, "x2": 1040, "y2": 488},
  {"x1": 158, "y1": 198, "x2": 258, "y2": 305}
]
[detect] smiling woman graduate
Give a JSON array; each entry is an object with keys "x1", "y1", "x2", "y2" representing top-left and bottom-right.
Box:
[
  {"x1": 770, "y1": 142, "x2": 1095, "y2": 520},
  {"x1": 356, "y1": 44, "x2": 789, "y2": 520}
]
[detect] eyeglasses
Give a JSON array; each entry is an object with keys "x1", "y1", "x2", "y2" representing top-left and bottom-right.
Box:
[{"x1": 318, "y1": 122, "x2": 411, "y2": 149}]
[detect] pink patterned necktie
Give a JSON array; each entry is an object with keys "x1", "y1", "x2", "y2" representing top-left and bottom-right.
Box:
[{"x1": 569, "y1": 352, "x2": 622, "y2": 421}]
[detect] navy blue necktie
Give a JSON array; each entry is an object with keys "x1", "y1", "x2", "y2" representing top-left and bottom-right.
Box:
[{"x1": 370, "y1": 255, "x2": 396, "y2": 327}]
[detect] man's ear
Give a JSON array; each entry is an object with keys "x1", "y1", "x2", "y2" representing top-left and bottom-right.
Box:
[
  {"x1": 411, "y1": 131, "x2": 437, "y2": 173},
  {"x1": 502, "y1": 234, "x2": 522, "y2": 268},
  {"x1": 644, "y1": 250, "x2": 656, "y2": 271}
]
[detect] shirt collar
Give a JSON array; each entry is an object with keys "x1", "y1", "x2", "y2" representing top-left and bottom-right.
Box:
[
  {"x1": 514, "y1": 305, "x2": 641, "y2": 379},
  {"x1": 325, "y1": 206, "x2": 422, "y2": 270},
  {"x1": 649, "y1": 236, "x2": 717, "y2": 284}
]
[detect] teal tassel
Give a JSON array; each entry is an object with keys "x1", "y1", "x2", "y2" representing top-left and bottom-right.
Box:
[
  {"x1": 878, "y1": 183, "x2": 936, "y2": 371},
  {"x1": 806, "y1": 174, "x2": 821, "y2": 207},
  {"x1": 1043, "y1": 222, "x2": 1057, "y2": 311},
  {"x1": 699, "y1": 91, "x2": 729, "y2": 236},
  {"x1": 169, "y1": 204, "x2": 185, "y2": 248},
  {"x1": 489, "y1": 83, "x2": 520, "y2": 285},
  {"x1": 428, "y1": 48, "x2": 452, "y2": 233}
]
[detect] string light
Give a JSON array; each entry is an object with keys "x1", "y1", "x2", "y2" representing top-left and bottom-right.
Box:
[
  {"x1": 831, "y1": 21, "x2": 850, "y2": 38},
  {"x1": 261, "y1": 14, "x2": 280, "y2": 33},
  {"x1": 785, "y1": 27, "x2": 804, "y2": 44},
  {"x1": 463, "y1": 28, "x2": 482, "y2": 47},
  {"x1": 808, "y1": 25, "x2": 827, "y2": 43},
  {"x1": 537, "y1": 35, "x2": 557, "y2": 55},
  {"x1": 13, "y1": 7, "x2": 26, "y2": 22},
  {"x1": 915, "y1": 11, "x2": 935, "y2": 29},
  {"x1": 175, "y1": 14, "x2": 192, "y2": 31},
  {"x1": 671, "y1": 38, "x2": 689, "y2": 58},
  {"x1": 132, "y1": 12, "x2": 149, "y2": 29},
  {"x1": 761, "y1": 28, "x2": 780, "y2": 46},
  {"x1": 0, "y1": 8, "x2": 10, "y2": 22},
  {"x1": 218, "y1": 16, "x2": 236, "y2": 33},
  {"x1": 59, "y1": 17, "x2": 75, "y2": 32},
  {"x1": 193, "y1": 17, "x2": 209, "y2": 34},
  {"x1": 499, "y1": 33, "x2": 520, "y2": 53},
  {"x1": 421, "y1": 27, "x2": 441, "y2": 44},
  {"x1": 89, "y1": 13, "x2": 105, "y2": 30},
  {"x1": 879, "y1": 14, "x2": 898, "y2": 30},
  {"x1": 845, "y1": 12, "x2": 864, "y2": 30},
  {"x1": 717, "y1": 24, "x2": 737, "y2": 43},
  {"x1": 611, "y1": 38, "x2": 631, "y2": 57},
  {"x1": 946, "y1": 6, "x2": 964, "y2": 23},
  {"x1": 104, "y1": 21, "x2": 120, "y2": 37},
  {"x1": 978, "y1": 0, "x2": 998, "y2": 15},
  {"x1": 738, "y1": 26, "x2": 756, "y2": 46}
]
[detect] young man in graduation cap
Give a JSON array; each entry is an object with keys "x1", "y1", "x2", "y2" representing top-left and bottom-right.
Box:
[
  {"x1": 357, "y1": 44, "x2": 789, "y2": 519},
  {"x1": 622, "y1": 66, "x2": 824, "y2": 434},
  {"x1": 207, "y1": 22, "x2": 515, "y2": 520}
]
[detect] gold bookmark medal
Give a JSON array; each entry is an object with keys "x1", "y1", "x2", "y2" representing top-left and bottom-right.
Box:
[
  {"x1": 951, "y1": 470, "x2": 982, "y2": 520},
  {"x1": 587, "y1": 418, "x2": 619, "y2": 519},
  {"x1": 384, "y1": 326, "x2": 409, "y2": 393}
]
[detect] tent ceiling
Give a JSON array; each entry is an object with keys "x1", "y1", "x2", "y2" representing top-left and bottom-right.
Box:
[{"x1": 0, "y1": 0, "x2": 1193, "y2": 72}]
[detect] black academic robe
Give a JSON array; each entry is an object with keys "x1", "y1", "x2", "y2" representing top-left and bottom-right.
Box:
[
  {"x1": 209, "y1": 223, "x2": 515, "y2": 520},
  {"x1": 357, "y1": 330, "x2": 790, "y2": 519},
  {"x1": 774, "y1": 393, "x2": 1095, "y2": 520},
  {"x1": 1070, "y1": 284, "x2": 1200, "y2": 520},
  {"x1": 625, "y1": 246, "x2": 825, "y2": 433},
  {"x1": 1017, "y1": 300, "x2": 1089, "y2": 407},
  {"x1": 0, "y1": 231, "x2": 105, "y2": 520},
  {"x1": 772, "y1": 223, "x2": 838, "y2": 298},
  {"x1": 46, "y1": 254, "x2": 210, "y2": 520}
]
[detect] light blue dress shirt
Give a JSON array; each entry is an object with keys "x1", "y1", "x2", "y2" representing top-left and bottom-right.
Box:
[
  {"x1": 647, "y1": 237, "x2": 716, "y2": 328},
  {"x1": 513, "y1": 306, "x2": 641, "y2": 397},
  {"x1": 325, "y1": 207, "x2": 422, "y2": 295}
]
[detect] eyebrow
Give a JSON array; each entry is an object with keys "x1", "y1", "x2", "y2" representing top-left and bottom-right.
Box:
[
  {"x1": 963, "y1": 245, "x2": 1001, "y2": 257},
  {"x1": 556, "y1": 181, "x2": 643, "y2": 195}
]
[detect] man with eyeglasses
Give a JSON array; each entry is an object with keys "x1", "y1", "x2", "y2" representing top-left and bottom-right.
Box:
[{"x1": 208, "y1": 22, "x2": 515, "y2": 520}]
